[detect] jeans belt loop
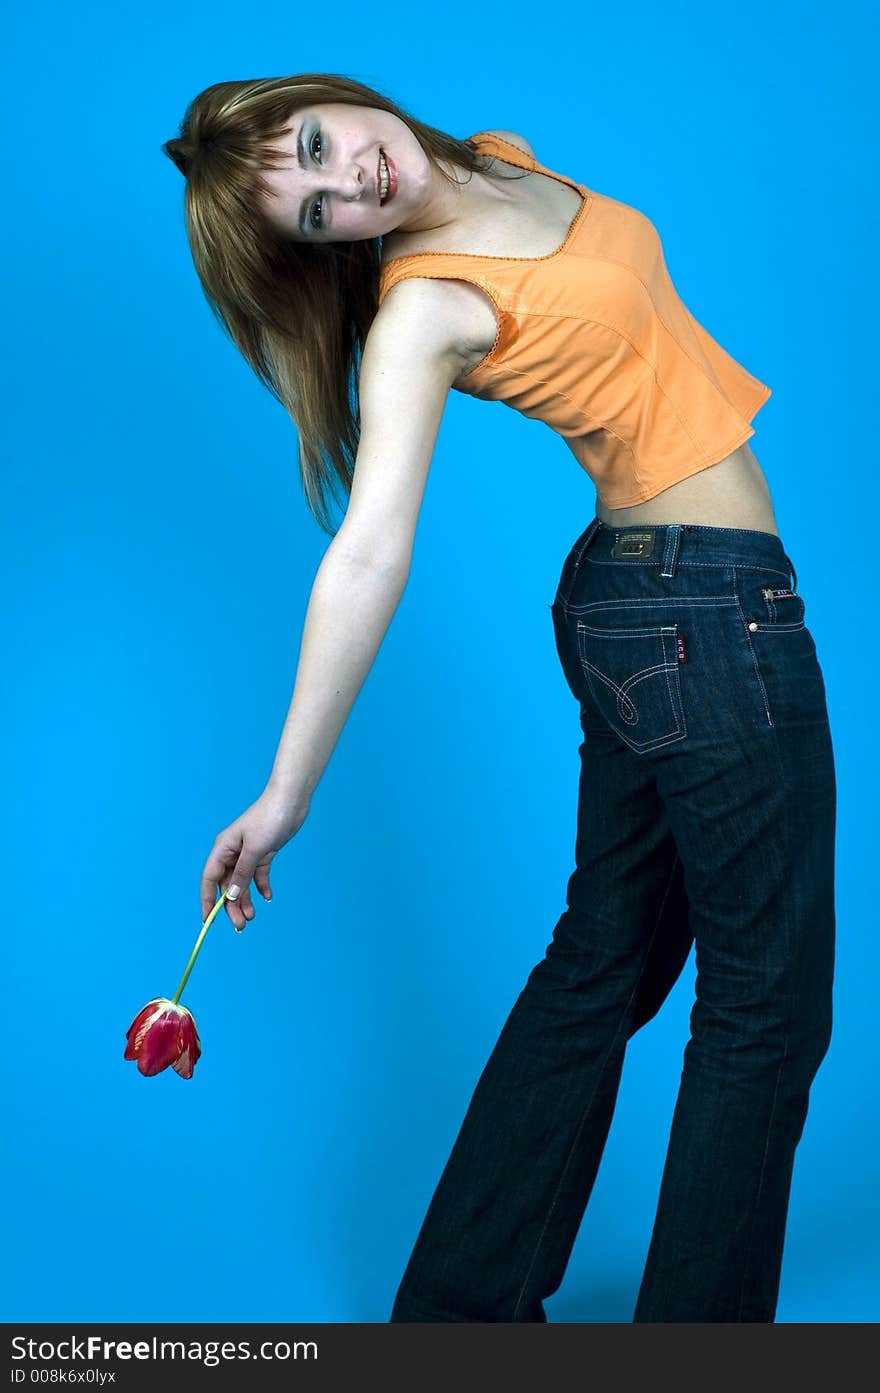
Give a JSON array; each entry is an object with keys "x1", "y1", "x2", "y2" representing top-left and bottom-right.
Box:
[
  {"x1": 784, "y1": 551, "x2": 798, "y2": 591},
  {"x1": 660, "y1": 523, "x2": 682, "y2": 578},
  {"x1": 575, "y1": 516, "x2": 602, "y2": 570},
  {"x1": 556, "y1": 517, "x2": 602, "y2": 611}
]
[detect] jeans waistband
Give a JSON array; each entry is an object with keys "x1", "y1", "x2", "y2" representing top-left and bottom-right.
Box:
[{"x1": 555, "y1": 518, "x2": 798, "y2": 610}]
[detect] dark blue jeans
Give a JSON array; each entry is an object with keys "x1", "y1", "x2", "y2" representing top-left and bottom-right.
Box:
[{"x1": 389, "y1": 518, "x2": 836, "y2": 1323}]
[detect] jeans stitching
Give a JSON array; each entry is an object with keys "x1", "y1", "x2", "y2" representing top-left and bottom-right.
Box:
[
  {"x1": 735, "y1": 1030, "x2": 790, "y2": 1321},
  {"x1": 511, "y1": 851, "x2": 683, "y2": 1320},
  {"x1": 582, "y1": 660, "x2": 676, "y2": 726},
  {"x1": 582, "y1": 558, "x2": 791, "y2": 576},
  {"x1": 759, "y1": 588, "x2": 806, "y2": 630},
  {"x1": 569, "y1": 596, "x2": 738, "y2": 615},
  {"x1": 660, "y1": 631, "x2": 685, "y2": 741},
  {"x1": 732, "y1": 569, "x2": 773, "y2": 727},
  {"x1": 735, "y1": 716, "x2": 796, "y2": 1321},
  {"x1": 577, "y1": 628, "x2": 687, "y2": 752},
  {"x1": 660, "y1": 523, "x2": 681, "y2": 577}
]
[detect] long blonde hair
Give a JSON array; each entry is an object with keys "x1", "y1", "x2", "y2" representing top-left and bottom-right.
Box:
[{"x1": 161, "y1": 74, "x2": 511, "y2": 535}]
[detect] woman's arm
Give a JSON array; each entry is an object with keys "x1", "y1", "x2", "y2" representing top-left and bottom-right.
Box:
[
  {"x1": 264, "y1": 545, "x2": 407, "y2": 814},
  {"x1": 265, "y1": 277, "x2": 467, "y2": 815},
  {"x1": 200, "y1": 279, "x2": 472, "y2": 926}
]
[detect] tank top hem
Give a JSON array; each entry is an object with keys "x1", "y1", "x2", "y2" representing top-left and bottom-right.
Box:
[{"x1": 594, "y1": 387, "x2": 770, "y2": 509}]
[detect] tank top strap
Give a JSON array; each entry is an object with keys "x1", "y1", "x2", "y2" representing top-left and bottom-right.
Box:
[
  {"x1": 467, "y1": 130, "x2": 537, "y2": 172},
  {"x1": 467, "y1": 130, "x2": 584, "y2": 196},
  {"x1": 377, "y1": 131, "x2": 584, "y2": 304}
]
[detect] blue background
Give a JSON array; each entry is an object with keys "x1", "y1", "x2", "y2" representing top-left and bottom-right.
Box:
[{"x1": 3, "y1": 0, "x2": 875, "y2": 1323}]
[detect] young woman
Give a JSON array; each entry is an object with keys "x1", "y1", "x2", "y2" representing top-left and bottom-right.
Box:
[{"x1": 166, "y1": 73, "x2": 836, "y2": 1323}]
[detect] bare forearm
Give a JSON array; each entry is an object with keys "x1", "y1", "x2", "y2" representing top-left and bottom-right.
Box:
[{"x1": 266, "y1": 541, "x2": 408, "y2": 812}]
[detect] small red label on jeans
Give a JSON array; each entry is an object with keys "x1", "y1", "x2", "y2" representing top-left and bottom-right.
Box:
[{"x1": 677, "y1": 633, "x2": 688, "y2": 664}]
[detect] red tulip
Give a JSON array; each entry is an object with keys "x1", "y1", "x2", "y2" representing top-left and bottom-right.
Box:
[
  {"x1": 124, "y1": 890, "x2": 229, "y2": 1080},
  {"x1": 124, "y1": 997, "x2": 202, "y2": 1079}
]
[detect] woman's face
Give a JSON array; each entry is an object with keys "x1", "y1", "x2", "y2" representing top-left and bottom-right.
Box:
[{"x1": 259, "y1": 103, "x2": 438, "y2": 244}]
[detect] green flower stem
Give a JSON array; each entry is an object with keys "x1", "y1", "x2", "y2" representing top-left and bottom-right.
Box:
[{"x1": 172, "y1": 891, "x2": 228, "y2": 1006}]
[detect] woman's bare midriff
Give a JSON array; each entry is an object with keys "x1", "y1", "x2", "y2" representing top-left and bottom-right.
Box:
[{"x1": 591, "y1": 440, "x2": 781, "y2": 536}]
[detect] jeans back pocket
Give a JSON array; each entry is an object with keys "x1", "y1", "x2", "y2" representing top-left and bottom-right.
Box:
[{"x1": 576, "y1": 618, "x2": 687, "y2": 752}]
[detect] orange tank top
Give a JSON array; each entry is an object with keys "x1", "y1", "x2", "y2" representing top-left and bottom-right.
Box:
[{"x1": 377, "y1": 132, "x2": 772, "y2": 509}]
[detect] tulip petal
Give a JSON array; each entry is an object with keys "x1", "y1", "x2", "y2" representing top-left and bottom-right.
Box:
[
  {"x1": 172, "y1": 1043, "x2": 196, "y2": 1078},
  {"x1": 171, "y1": 1008, "x2": 202, "y2": 1079},
  {"x1": 123, "y1": 999, "x2": 169, "y2": 1062},
  {"x1": 124, "y1": 998, "x2": 167, "y2": 1040},
  {"x1": 136, "y1": 1012, "x2": 186, "y2": 1076}
]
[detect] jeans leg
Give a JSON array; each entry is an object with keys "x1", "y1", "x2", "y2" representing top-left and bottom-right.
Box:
[
  {"x1": 628, "y1": 864, "x2": 693, "y2": 1039},
  {"x1": 633, "y1": 709, "x2": 836, "y2": 1322},
  {"x1": 390, "y1": 719, "x2": 688, "y2": 1322}
]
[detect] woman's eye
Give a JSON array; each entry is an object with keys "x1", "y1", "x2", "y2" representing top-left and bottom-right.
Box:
[{"x1": 309, "y1": 130, "x2": 323, "y2": 229}]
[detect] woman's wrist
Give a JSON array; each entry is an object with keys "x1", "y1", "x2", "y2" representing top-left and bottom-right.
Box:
[{"x1": 264, "y1": 773, "x2": 312, "y2": 824}]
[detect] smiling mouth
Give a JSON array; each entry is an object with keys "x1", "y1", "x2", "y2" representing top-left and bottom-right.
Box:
[{"x1": 377, "y1": 149, "x2": 393, "y2": 205}]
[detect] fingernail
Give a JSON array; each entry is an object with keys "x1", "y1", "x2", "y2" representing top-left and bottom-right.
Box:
[{"x1": 227, "y1": 884, "x2": 241, "y2": 901}]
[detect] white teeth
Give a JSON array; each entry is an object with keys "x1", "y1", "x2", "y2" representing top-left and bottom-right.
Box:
[{"x1": 379, "y1": 150, "x2": 390, "y2": 203}]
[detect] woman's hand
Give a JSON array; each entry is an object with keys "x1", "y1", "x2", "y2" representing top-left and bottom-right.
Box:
[{"x1": 200, "y1": 784, "x2": 309, "y2": 931}]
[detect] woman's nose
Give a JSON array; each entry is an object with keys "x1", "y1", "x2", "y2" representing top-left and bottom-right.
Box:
[{"x1": 340, "y1": 167, "x2": 365, "y2": 200}]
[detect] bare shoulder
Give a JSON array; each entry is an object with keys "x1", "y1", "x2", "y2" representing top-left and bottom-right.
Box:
[
  {"x1": 481, "y1": 129, "x2": 535, "y2": 158},
  {"x1": 371, "y1": 276, "x2": 482, "y2": 378}
]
